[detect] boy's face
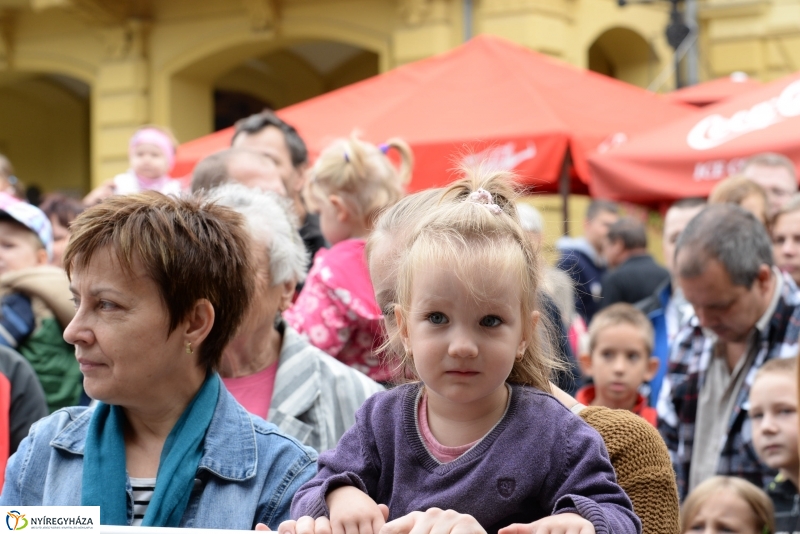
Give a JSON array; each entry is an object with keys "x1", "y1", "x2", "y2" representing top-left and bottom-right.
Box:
[
  {"x1": 581, "y1": 323, "x2": 657, "y2": 409},
  {"x1": 0, "y1": 220, "x2": 47, "y2": 275},
  {"x1": 750, "y1": 372, "x2": 798, "y2": 474}
]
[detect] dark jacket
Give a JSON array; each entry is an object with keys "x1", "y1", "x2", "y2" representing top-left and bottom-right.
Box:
[
  {"x1": 601, "y1": 254, "x2": 669, "y2": 309},
  {"x1": 767, "y1": 474, "x2": 800, "y2": 534},
  {"x1": 556, "y1": 237, "x2": 605, "y2": 323},
  {"x1": 0, "y1": 345, "x2": 48, "y2": 490}
]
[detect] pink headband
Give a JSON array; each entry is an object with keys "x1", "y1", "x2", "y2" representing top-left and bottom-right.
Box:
[{"x1": 129, "y1": 128, "x2": 175, "y2": 171}]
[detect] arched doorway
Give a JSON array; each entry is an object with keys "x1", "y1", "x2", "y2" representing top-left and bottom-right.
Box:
[
  {"x1": 0, "y1": 72, "x2": 90, "y2": 195},
  {"x1": 588, "y1": 27, "x2": 657, "y2": 88},
  {"x1": 168, "y1": 39, "x2": 379, "y2": 142}
]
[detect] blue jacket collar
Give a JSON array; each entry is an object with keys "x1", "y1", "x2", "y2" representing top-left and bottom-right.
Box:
[{"x1": 50, "y1": 384, "x2": 258, "y2": 482}]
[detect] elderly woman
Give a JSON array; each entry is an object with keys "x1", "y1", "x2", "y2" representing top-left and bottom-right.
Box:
[
  {"x1": 0, "y1": 192, "x2": 317, "y2": 528},
  {"x1": 207, "y1": 184, "x2": 383, "y2": 452}
]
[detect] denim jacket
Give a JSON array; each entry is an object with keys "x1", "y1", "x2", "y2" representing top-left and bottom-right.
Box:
[{"x1": 0, "y1": 384, "x2": 318, "y2": 529}]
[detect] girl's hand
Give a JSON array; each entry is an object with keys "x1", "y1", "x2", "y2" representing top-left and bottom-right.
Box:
[
  {"x1": 279, "y1": 516, "x2": 333, "y2": 534},
  {"x1": 327, "y1": 486, "x2": 389, "y2": 534},
  {"x1": 380, "y1": 508, "x2": 486, "y2": 534},
  {"x1": 499, "y1": 513, "x2": 595, "y2": 534}
]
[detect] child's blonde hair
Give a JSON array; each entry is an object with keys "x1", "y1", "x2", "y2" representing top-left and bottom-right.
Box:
[
  {"x1": 392, "y1": 167, "x2": 561, "y2": 391},
  {"x1": 754, "y1": 356, "x2": 797, "y2": 382},
  {"x1": 309, "y1": 136, "x2": 413, "y2": 229},
  {"x1": 587, "y1": 303, "x2": 654, "y2": 356},
  {"x1": 681, "y1": 476, "x2": 774, "y2": 534}
]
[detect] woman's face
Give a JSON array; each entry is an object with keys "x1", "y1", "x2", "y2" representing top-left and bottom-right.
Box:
[
  {"x1": 64, "y1": 248, "x2": 206, "y2": 408},
  {"x1": 684, "y1": 490, "x2": 761, "y2": 534}
]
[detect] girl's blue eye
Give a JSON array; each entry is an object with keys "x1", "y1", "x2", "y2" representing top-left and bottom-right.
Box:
[
  {"x1": 427, "y1": 312, "x2": 447, "y2": 325},
  {"x1": 480, "y1": 315, "x2": 502, "y2": 327}
]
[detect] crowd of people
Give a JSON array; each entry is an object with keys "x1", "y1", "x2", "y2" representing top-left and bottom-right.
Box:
[{"x1": 0, "y1": 110, "x2": 796, "y2": 534}]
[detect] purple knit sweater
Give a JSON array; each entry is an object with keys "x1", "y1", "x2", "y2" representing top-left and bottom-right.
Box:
[{"x1": 291, "y1": 384, "x2": 641, "y2": 534}]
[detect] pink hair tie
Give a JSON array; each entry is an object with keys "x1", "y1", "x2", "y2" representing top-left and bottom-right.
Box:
[{"x1": 467, "y1": 188, "x2": 502, "y2": 214}]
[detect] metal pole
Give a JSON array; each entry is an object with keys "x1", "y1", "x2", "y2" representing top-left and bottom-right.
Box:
[
  {"x1": 685, "y1": 0, "x2": 699, "y2": 85},
  {"x1": 463, "y1": 0, "x2": 473, "y2": 41},
  {"x1": 559, "y1": 150, "x2": 572, "y2": 236}
]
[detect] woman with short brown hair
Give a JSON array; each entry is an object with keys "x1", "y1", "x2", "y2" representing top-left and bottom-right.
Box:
[{"x1": 0, "y1": 192, "x2": 317, "y2": 528}]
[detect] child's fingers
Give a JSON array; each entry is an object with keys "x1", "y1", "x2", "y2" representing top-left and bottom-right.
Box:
[
  {"x1": 380, "y1": 512, "x2": 419, "y2": 534},
  {"x1": 315, "y1": 517, "x2": 333, "y2": 534},
  {"x1": 296, "y1": 516, "x2": 320, "y2": 534},
  {"x1": 255, "y1": 523, "x2": 271, "y2": 532},
  {"x1": 278, "y1": 520, "x2": 298, "y2": 534},
  {"x1": 377, "y1": 505, "x2": 390, "y2": 522}
]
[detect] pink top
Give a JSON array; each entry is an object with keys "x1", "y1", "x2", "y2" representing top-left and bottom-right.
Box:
[
  {"x1": 284, "y1": 238, "x2": 388, "y2": 381},
  {"x1": 221, "y1": 361, "x2": 279, "y2": 419},
  {"x1": 417, "y1": 393, "x2": 478, "y2": 463}
]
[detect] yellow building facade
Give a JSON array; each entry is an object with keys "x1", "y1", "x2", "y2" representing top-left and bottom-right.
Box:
[{"x1": 0, "y1": 0, "x2": 797, "y2": 194}]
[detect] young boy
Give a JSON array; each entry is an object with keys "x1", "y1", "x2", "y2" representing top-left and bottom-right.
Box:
[
  {"x1": 0, "y1": 193, "x2": 81, "y2": 412},
  {"x1": 577, "y1": 303, "x2": 659, "y2": 426},
  {"x1": 749, "y1": 357, "x2": 799, "y2": 534}
]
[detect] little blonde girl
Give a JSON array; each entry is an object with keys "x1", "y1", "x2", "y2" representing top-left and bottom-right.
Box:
[
  {"x1": 284, "y1": 136, "x2": 412, "y2": 382},
  {"x1": 83, "y1": 125, "x2": 182, "y2": 204},
  {"x1": 284, "y1": 171, "x2": 640, "y2": 534},
  {"x1": 681, "y1": 477, "x2": 774, "y2": 534}
]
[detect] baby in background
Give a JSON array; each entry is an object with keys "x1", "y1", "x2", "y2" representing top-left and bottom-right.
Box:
[
  {"x1": 84, "y1": 125, "x2": 182, "y2": 205},
  {"x1": 577, "y1": 303, "x2": 659, "y2": 426},
  {"x1": 749, "y1": 357, "x2": 799, "y2": 534},
  {"x1": 681, "y1": 476, "x2": 774, "y2": 534}
]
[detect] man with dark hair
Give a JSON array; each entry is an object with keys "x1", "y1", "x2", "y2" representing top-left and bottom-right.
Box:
[
  {"x1": 742, "y1": 152, "x2": 798, "y2": 218},
  {"x1": 601, "y1": 217, "x2": 669, "y2": 308},
  {"x1": 637, "y1": 198, "x2": 705, "y2": 405},
  {"x1": 231, "y1": 111, "x2": 327, "y2": 263},
  {"x1": 191, "y1": 148, "x2": 286, "y2": 196},
  {"x1": 556, "y1": 199, "x2": 619, "y2": 323},
  {"x1": 657, "y1": 204, "x2": 800, "y2": 499}
]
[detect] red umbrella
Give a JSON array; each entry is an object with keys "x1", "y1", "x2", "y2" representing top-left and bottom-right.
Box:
[
  {"x1": 588, "y1": 71, "x2": 800, "y2": 205},
  {"x1": 664, "y1": 73, "x2": 762, "y2": 107},
  {"x1": 174, "y1": 35, "x2": 693, "y2": 195}
]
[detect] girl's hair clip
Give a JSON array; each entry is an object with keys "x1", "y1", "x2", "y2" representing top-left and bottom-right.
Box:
[
  {"x1": 378, "y1": 143, "x2": 390, "y2": 155},
  {"x1": 343, "y1": 151, "x2": 350, "y2": 163},
  {"x1": 467, "y1": 188, "x2": 503, "y2": 214}
]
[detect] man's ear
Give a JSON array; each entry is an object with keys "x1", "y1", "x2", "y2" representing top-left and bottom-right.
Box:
[
  {"x1": 578, "y1": 352, "x2": 593, "y2": 377},
  {"x1": 293, "y1": 163, "x2": 309, "y2": 194},
  {"x1": 645, "y1": 356, "x2": 660, "y2": 381},
  {"x1": 328, "y1": 195, "x2": 350, "y2": 223},
  {"x1": 756, "y1": 263, "x2": 772, "y2": 291}
]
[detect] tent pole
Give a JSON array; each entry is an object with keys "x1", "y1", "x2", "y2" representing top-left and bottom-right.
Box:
[{"x1": 559, "y1": 150, "x2": 572, "y2": 236}]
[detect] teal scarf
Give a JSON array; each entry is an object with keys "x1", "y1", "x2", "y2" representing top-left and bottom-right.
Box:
[{"x1": 81, "y1": 373, "x2": 220, "y2": 526}]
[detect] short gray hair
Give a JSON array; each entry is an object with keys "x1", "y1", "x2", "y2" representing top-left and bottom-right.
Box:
[
  {"x1": 516, "y1": 202, "x2": 543, "y2": 233},
  {"x1": 206, "y1": 183, "x2": 308, "y2": 285},
  {"x1": 676, "y1": 203, "x2": 773, "y2": 287}
]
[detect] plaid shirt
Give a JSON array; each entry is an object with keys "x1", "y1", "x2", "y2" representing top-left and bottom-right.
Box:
[{"x1": 657, "y1": 273, "x2": 800, "y2": 499}]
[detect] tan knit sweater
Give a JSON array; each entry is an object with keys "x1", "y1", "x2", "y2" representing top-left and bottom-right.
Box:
[{"x1": 579, "y1": 406, "x2": 680, "y2": 534}]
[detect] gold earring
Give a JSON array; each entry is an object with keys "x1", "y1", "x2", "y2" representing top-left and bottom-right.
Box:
[{"x1": 186, "y1": 342, "x2": 193, "y2": 354}]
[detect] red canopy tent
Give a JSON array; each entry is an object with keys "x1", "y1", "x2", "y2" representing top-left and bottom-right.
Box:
[
  {"x1": 664, "y1": 73, "x2": 762, "y2": 107},
  {"x1": 588, "y1": 71, "x2": 800, "y2": 205},
  {"x1": 174, "y1": 35, "x2": 693, "y2": 198}
]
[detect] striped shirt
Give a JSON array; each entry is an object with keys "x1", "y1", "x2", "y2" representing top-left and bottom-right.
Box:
[{"x1": 130, "y1": 477, "x2": 156, "y2": 526}]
